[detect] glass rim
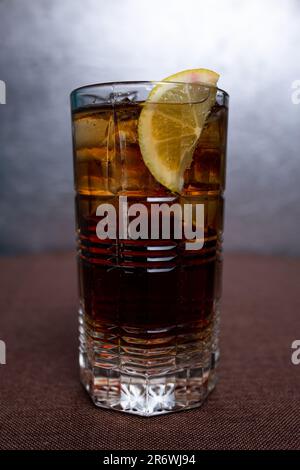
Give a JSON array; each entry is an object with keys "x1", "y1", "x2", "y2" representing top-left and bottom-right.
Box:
[{"x1": 70, "y1": 80, "x2": 229, "y2": 100}]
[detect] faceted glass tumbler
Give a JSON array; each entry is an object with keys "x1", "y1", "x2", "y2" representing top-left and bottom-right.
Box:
[{"x1": 70, "y1": 81, "x2": 229, "y2": 416}]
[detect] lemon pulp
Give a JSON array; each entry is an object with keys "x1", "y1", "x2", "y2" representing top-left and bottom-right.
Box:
[{"x1": 138, "y1": 68, "x2": 219, "y2": 192}]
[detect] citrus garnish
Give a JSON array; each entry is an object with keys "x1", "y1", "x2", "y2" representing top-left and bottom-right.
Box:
[{"x1": 138, "y1": 68, "x2": 219, "y2": 192}]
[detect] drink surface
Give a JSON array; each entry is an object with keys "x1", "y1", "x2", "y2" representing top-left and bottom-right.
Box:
[{"x1": 72, "y1": 98, "x2": 228, "y2": 414}]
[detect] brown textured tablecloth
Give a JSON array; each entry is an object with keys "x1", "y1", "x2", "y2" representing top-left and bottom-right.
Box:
[{"x1": 0, "y1": 252, "x2": 300, "y2": 450}]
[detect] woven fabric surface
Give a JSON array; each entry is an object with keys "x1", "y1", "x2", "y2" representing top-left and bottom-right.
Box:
[{"x1": 0, "y1": 252, "x2": 300, "y2": 450}]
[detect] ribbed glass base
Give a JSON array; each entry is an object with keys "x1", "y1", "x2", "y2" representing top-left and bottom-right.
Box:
[{"x1": 79, "y1": 308, "x2": 219, "y2": 417}]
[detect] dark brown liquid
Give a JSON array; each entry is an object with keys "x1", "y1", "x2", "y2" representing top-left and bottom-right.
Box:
[{"x1": 73, "y1": 102, "x2": 227, "y2": 342}]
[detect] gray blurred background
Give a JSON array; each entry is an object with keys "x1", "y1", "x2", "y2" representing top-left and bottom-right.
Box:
[{"x1": 0, "y1": 0, "x2": 299, "y2": 255}]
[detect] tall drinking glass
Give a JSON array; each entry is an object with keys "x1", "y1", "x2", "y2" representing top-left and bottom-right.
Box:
[{"x1": 70, "y1": 81, "x2": 228, "y2": 416}]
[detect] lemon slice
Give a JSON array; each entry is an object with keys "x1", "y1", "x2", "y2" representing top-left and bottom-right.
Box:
[{"x1": 138, "y1": 68, "x2": 219, "y2": 192}]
